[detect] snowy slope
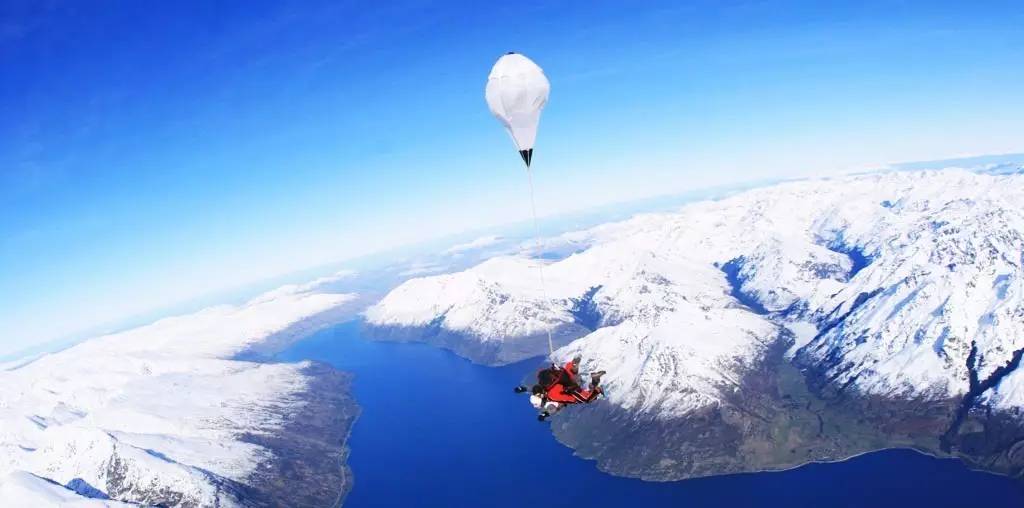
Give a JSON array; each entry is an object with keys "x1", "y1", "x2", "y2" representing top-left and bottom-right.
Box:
[
  {"x1": 0, "y1": 279, "x2": 356, "y2": 506},
  {"x1": 0, "y1": 471, "x2": 135, "y2": 507},
  {"x1": 367, "y1": 169, "x2": 1024, "y2": 420}
]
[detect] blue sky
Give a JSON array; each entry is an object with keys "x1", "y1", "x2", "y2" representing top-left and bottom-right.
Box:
[{"x1": 1, "y1": 0, "x2": 1022, "y2": 356}]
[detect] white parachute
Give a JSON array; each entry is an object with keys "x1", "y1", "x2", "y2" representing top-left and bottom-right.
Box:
[
  {"x1": 485, "y1": 52, "x2": 556, "y2": 358},
  {"x1": 489, "y1": 56, "x2": 610, "y2": 420},
  {"x1": 485, "y1": 52, "x2": 550, "y2": 167}
]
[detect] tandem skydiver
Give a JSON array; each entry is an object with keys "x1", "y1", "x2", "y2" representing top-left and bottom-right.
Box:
[{"x1": 515, "y1": 356, "x2": 606, "y2": 421}]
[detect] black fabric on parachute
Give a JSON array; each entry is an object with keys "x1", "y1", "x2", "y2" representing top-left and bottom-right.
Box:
[{"x1": 519, "y1": 149, "x2": 533, "y2": 167}]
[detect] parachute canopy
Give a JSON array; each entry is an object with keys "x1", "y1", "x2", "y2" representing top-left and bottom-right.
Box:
[{"x1": 485, "y1": 52, "x2": 550, "y2": 167}]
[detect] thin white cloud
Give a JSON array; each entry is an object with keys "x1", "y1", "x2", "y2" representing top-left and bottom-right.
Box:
[
  {"x1": 398, "y1": 262, "x2": 446, "y2": 277},
  {"x1": 443, "y1": 235, "x2": 503, "y2": 255},
  {"x1": 251, "y1": 269, "x2": 356, "y2": 302}
]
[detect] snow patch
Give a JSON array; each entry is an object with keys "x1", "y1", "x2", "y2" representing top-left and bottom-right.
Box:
[
  {"x1": 784, "y1": 322, "x2": 818, "y2": 359},
  {"x1": 0, "y1": 471, "x2": 134, "y2": 507}
]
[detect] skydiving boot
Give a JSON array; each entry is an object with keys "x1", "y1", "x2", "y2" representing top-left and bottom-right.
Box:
[{"x1": 589, "y1": 370, "x2": 606, "y2": 389}]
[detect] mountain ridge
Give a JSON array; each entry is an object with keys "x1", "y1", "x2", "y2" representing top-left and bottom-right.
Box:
[
  {"x1": 366, "y1": 167, "x2": 1024, "y2": 479},
  {"x1": 0, "y1": 281, "x2": 360, "y2": 506}
]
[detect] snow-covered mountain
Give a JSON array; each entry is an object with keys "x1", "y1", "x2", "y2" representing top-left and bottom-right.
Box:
[
  {"x1": 0, "y1": 275, "x2": 359, "y2": 506},
  {"x1": 366, "y1": 168, "x2": 1024, "y2": 478},
  {"x1": 0, "y1": 471, "x2": 135, "y2": 507}
]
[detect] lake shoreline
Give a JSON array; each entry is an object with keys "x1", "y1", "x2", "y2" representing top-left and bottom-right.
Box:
[
  {"x1": 360, "y1": 318, "x2": 1024, "y2": 484},
  {"x1": 282, "y1": 320, "x2": 1024, "y2": 507}
]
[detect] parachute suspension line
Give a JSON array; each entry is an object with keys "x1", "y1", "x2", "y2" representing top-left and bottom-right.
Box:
[
  {"x1": 486, "y1": 52, "x2": 554, "y2": 360},
  {"x1": 525, "y1": 166, "x2": 556, "y2": 359}
]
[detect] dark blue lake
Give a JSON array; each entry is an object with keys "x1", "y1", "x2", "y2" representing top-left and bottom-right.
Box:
[{"x1": 281, "y1": 321, "x2": 1024, "y2": 507}]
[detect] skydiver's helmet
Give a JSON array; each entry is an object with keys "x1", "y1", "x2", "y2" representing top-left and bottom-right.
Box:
[
  {"x1": 529, "y1": 393, "x2": 544, "y2": 409},
  {"x1": 529, "y1": 383, "x2": 561, "y2": 413},
  {"x1": 542, "y1": 400, "x2": 562, "y2": 414}
]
